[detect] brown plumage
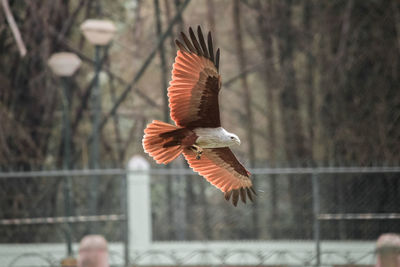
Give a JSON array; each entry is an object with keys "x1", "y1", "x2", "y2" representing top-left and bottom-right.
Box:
[{"x1": 142, "y1": 26, "x2": 255, "y2": 206}]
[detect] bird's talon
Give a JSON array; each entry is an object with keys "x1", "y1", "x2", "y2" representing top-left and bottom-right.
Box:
[
  {"x1": 191, "y1": 145, "x2": 203, "y2": 160},
  {"x1": 196, "y1": 149, "x2": 203, "y2": 160}
]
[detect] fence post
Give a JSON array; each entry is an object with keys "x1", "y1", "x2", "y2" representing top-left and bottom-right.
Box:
[
  {"x1": 312, "y1": 172, "x2": 321, "y2": 267},
  {"x1": 376, "y1": 233, "x2": 400, "y2": 267},
  {"x1": 77, "y1": 235, "x2": 109, "y2": 267},
  {"x1": 127, "y1": 156, "x2": 151, "y2": 250}
]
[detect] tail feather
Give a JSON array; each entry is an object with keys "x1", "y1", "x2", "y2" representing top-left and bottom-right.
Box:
[{"x1": 142, "y1": 120, "x2": 184, "y2": 164}]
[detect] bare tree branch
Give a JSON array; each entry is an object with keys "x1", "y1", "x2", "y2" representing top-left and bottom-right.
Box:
[{"x1": 1, "y1": 0, "x2": 27, "y2": 56}]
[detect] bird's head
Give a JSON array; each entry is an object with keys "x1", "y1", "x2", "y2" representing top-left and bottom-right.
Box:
[{"x1": 228, "y1": 133, "x2": 241, "y2": 146}]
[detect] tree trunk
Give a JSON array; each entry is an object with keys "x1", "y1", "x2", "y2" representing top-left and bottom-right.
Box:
[
  {"x1": 276, "y1": 0, "x2": 311, "y2": 237},
  {"x1": 206, "y1": 0, "x2": 216, "y2": 36},
  {"x1": 232, "y1": 0, "x2": 258, "y2": 238},
  {"x1": 255, "y1": 0, "x2": 280, "y2": 239},
  {"x1": 154, "y1": 0, "x2": 176, "y2": 239}
]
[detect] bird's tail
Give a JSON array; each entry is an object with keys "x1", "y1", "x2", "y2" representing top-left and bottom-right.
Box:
[{"x1": 142, "y1": 120, "x2": 184, "y2": 164}]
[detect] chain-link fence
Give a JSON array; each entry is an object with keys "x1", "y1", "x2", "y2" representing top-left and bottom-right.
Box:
[
  {"x1": 0, "y1": 170, "x2": 128, "y2": 256},
  {"x1": 151, "y1": 165, "x2": 400, "y2": 242},
  {"x1": 0, "y1": 164, "x2": 399, "y2": 266}
]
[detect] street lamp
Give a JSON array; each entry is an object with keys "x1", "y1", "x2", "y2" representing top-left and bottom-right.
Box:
[
  {"x1": 80, "y1": 19, "x2": 116, "y2": 231},
  {"x1": 48, "y1": 52, "x2": 82, "y2": 77},
  {"x1": 48, "y1": 52, "x2": 82, "y2": 256},
  {"x1": 80, "y1": 19, "x2": 116, "y2": 46}
]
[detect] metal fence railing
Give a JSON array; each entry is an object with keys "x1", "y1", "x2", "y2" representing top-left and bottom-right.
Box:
[
  {"x1": 0, "y1": 163, "x2": 399, "y2": 266},
  {"x1": 0, "y1": 169, "x2": 129, "y2": 265}
]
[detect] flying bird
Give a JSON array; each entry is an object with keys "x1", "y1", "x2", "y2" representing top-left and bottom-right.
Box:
[{"x1": 142, "y1": 26, "x2": 256, "y2": 206}]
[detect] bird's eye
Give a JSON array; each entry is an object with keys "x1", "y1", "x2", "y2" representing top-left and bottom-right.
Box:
[{"x1": 230, "y1": 136, "x2": 235, "y2": 140}]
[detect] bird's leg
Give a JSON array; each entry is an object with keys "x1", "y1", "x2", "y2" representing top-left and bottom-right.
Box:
[{"x1": 190, "y1": 144, "x2": 203, "y2": 160}]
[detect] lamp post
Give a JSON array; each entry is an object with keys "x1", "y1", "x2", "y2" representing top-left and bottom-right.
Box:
[
  {"x1": 48, "y1": 52, "x2": 82, "y2": 256},
  {"x1": 80, "y1": 19, "x2": 116, "y2": 231}
]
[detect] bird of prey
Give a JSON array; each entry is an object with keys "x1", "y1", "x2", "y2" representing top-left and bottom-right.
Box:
[{"x1": 142, "y1": 26, "x2": 256, "y2": 206}]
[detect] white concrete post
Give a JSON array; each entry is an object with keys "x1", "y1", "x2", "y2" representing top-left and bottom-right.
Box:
[{"x1": 127, "y1": 155, "x2": 151, "y2": 249}]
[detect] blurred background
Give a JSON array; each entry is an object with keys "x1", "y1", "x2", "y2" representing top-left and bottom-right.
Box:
[{"x1": 0, "y1": 0, "x2": 399, "y2": 266}]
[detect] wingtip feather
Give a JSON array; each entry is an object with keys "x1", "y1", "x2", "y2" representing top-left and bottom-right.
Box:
[
  {"x1": 216, "y1": 48, "x2": 220, "y2": 71},
  {"x1": 224, "y1": 190, "x2": 233, "y2": 201},
  {"x1": 240, "y1": 188, "x2": 246, "y2": 204},
  {"x1": 232, "y1": 189, "x2": 239, "y2": 207}
]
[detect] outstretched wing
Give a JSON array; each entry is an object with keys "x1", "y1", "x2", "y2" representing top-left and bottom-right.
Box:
[
  {"x1": 183, "y1": 147, "x2": 256, "y2": 206},
  {"x1": 168, "y1": 26, "x2": 221, "y2": 128}
]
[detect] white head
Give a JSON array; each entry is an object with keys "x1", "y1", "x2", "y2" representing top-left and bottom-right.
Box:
[
  {"x1": 226, "y1": 132, "x2": 241, "y2": 146},
  {"x1": 193, "y1": 127, "x2": 241, "y2": 148}
]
